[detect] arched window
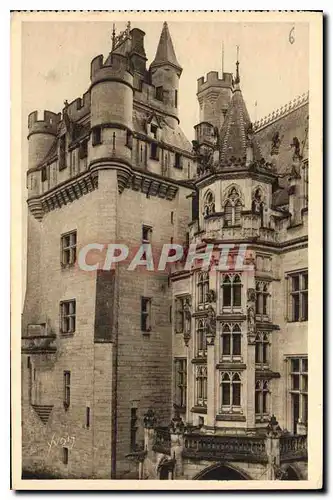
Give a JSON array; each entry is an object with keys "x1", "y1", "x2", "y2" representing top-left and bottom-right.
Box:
[
  {"x1": 221, "y1": 274, "x2": 242, "y2": 311},
  {"x1": 223, "y1": 187, "x2": 243, "y2": 227},
  {"x1": 221, "y1": 372, "x2": 242, "y2": 410},
  {"x1": 255, "y1": 281, "x2": 270, "y2": 318},
  {"x1": 203, "y1": 190, "x2": 215, "y2": 217},
  {"x1": 197, "y1": 319, "x2": 207, "y2": 357},
  {"x1": 221, "y1": 324, "x2": 242, "y2": 359},
  {"x1": 196, "y1": 365, "x2": 207, "y2": 407},
  {"x1": 255, "y1": 380, "x2": 270, "y2": 418},
  {"x1": 197, "y1": 272, "x2": 209, "y2": 307},
  {"x1": 255, "y1": 332, "x2": 270, "y2": 367}
]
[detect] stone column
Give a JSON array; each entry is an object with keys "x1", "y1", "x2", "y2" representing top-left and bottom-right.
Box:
[
  {"x1": 246, "y1": 286, "x2": 256, "y2": 430},
  {"x1": 205, "y1": 302, "x2": 216, "y2": 430},
  {"x1": 143, "y1": 409, "x2": 156, "y2": 455},
  {"x1": 169, "y1": 414, "x2": 185, "y2": 479},
  {"x1": 265, "y1": 415, "x2": 282, "y2": 480}
]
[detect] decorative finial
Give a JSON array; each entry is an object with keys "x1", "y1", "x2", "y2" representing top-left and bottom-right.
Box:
[
  {"x1": 126, "y1": 21, "x2": 131, "y2": 33},
  {"x1": 64, "y1": 99, "x2": 68, "y2": 107},
  {"x1": 112, "y1": 23, "x2": 116, "y2": 50},
  {"x1": 235, "y1": 45, "x2": 240, "y2": 84},
  {"x1": 222, "y1": 41, "x2": 224, "y2": 77}
]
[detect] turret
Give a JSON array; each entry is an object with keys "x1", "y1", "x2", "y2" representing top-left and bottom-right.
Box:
[
  {"x1": 89, "y1": 35, "x2": 134, "y2": 166},
  {"x1": 150, "y1": 22, "x2": 182, "y2": 126},
  {"x1": 196, "y1": 71, "x2": 233, "y2": 134},
  {"x1": 27, "y1": 110, "x2": 61, "y2": 170}
]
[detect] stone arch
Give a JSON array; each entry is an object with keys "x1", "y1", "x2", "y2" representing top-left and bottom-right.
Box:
[
  {"x1": 280, "y1": 464, "x2": 303, "y2": 480},
  {"x1": 193, "y1": 462, "x2": 252, "y2": 480},
  {"x1": 222, "y1": 183, "x2": 245, "y2": 206}
]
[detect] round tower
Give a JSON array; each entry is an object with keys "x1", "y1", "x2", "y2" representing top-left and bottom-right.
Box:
[
  {"x1": 89, "y1": 52, "x2": 134, "y2": 168},
  {"x1": 27, "y1": 110, "x2": 60, "y2": 170}
]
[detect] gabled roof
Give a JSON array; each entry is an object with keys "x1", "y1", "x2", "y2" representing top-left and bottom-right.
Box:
[
  {"x1": 150, "y1": 22, "x2": 182, "y2": 73},
  {"x1": 219, "y1": 86, "x2": 263, "y2": 167}
]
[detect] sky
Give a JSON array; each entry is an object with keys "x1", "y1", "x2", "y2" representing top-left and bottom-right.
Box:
[{"x1": 22, "y1": 19, "x2": 309, "y2": 145}]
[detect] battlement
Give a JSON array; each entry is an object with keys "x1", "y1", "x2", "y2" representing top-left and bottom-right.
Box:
[
  {"x1": 197, "y1": 71, "x2": 233, "y2": 93},
  {"x1": 90, "y1": 52, "x2": 133, "y2": 86},
  {"x1": 28, "y1": 110, "x2": 61, "y2": 136},
  {"x1": 253, "y1": 91, "x2": 309, "y2": 131},
  {"x1": 63, "y1": 91, "x2": 91, "y2": 121}
]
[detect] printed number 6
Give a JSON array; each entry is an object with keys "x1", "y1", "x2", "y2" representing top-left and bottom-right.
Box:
[{"x1": 289, "y1": 27, "x2": 295, "y2": 44}]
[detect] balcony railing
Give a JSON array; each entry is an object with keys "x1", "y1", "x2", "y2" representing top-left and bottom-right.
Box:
[
  {"x1": 280, "y1": 435, "x2": 307, "y2": 461},
  {"x1": 152, "y1": 427, "x2": 171, "y2": 455},
  {"x1": 182, "y1": 433, "x2": 268, "y2": 463}
]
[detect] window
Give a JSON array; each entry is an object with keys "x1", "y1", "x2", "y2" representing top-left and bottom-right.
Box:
[
  {"x1": 289, "y1": 357, "x2": 308, "y2": 433},
  {"x1": 150, "y1": 142, "x2": 159, "y2": 160},
  {"x1": 221, "y1": 274, "x2": 242, "y2": 310},
  {"x1": 142, "y1": 225, "x2": 152, "y2": 244},
  {"x1": 63, "y1": 447, "x2": 69, "y2": 465},
  {"x1": 174, "y1": 153, "x2": 182, "y2": 169},
  {"x1": 196, "y1": 365, "x2": 207, "y2": 407},
  {"x1": 221, "y1": 324, "x2": 242, "y2": 360},
  {"x1": 61, "y1": 230, "x2": 77, "y2": 266},
  {"x1": 288, "y1": 271, "x2": 308, "y2": 322},
  {"x1": 255, "y1": 281, "x2": 270, "y2": 317},
  {"x1": 255, "y1": 380, "x2": 270, "y2": 418},
  {"x1": 150, "y1": 124, "x2": 158, "y2": 139},
  {"x1": 197, "y1": 272, "x2": 209, "y2": 307},
  {"x1": 86, "y1": 407, "x2": 90, "y2": 428},
  {"x1": 155, "y1": 86, "x2": 163, "y2": 101},
  {"x1": 175, "y1": 90, "x2": 178, "y2": 108},
  {"x1": 63, "y1": 371, "x2": 71, "y2": 410},
  {"x1": 41, "y1": 166, "x2": 48, "y2": 182},
  {"x1": 223, "y1": 187, "x2": 242, "y2": 226},
  {"x1": 196, "y1": 319, "x2": 207, "y2": 357},
  {"x1": 174, "y1": 358, "x2": 187, "y2": 408},
  {"x1": 255, "y1": 332, "x2": 270, "y2": 367},
  {"x1": 79, "y1": 140, "x2": 88, "y2": 159},
  {"x1": 203, "y1": 190, "x2": 215, "y2": 217},
  {"x1": 141, "y1": 297, "x2": 151, "y2": 332},
  {"x1": 60, "y1": 300, "x2": 76, "y2": 334},
  {"x1": 126, "y1": 129, "x2": 133, "y2": 149},
  {"x1": 221, "y1": 372, "x2": 241, "y2": 411},
  {"x1": 130, "y1": 408, "x2": 138, "y2": 451},
  {"x1": 92, "y1": 127, "x2": 102, "y2": 146},
  {"x1": 59, "y1": 135, "x2": 67, "y2": 170}
]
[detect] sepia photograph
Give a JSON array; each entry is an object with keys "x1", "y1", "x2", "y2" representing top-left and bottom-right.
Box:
[{"x1": 10, "y1": 10, "x2": 323, "y2": 490}]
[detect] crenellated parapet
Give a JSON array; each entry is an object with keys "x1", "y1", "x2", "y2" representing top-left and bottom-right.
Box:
[
  {"x1": 253, "y1": 91, "x2": 309, "y2": 132},
  {"x1": 27, "y1": 110, "x2": 61, "y2": 139},
  {"x1": 197, "y1": 71, "x2": 233, "y2": 94}
]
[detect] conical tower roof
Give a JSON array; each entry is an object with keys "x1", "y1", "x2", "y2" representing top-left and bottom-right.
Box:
[
  {"x1": 219, "y1": 84, "x2": 263, "y2": 167},
  {"x1": 150, "y1": 22, "x2": 182, "y2": 73}
]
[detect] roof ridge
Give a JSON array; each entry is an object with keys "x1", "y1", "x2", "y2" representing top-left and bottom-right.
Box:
[{"x1": 253, "y1": 91, "x2": 309, "y2": 131}]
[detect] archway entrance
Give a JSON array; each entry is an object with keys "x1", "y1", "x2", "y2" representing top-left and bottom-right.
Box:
[
  {"x1": 195, "y1": 463, "x2": 250, "y2": 480},
  {"x1": 281, "y1": 466, "x2": 301, "y2": 480}
]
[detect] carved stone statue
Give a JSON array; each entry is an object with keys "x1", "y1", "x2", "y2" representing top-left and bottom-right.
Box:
[
  {"x1": 143, "y1": 409, "x2": 156, "y2": 429},
  {"x1": 290, "y1": 136, "x2": 301, "y2": 160},
  {"x1": 206, "y1": 304, "x2": 216, "y2": 336},
  {"x1": 247, "y1": 288, "x2": 256, "y2": 303},
  {"x1": 169, "y1": 411, "x2": 185, "y2": 434},
  {"x1": 266, "y1": 414, "x2": 282, "y2": 437},
  {"x1": 271, "y1": 131, "x2": 282, "y2": 155},
  {"x1": 247, "y1": 306, "x2": 256, "y2": 335},
  {"x1": 206, "y1": 289, "x2": 216, "y2": 303}
]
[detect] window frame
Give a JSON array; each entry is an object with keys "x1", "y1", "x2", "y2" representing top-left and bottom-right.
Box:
[
  {"x1": 61, "y1": 230, "x2": 77, "y2": 267},
  {"x1": 197, "y1": 272, "x2": 209, "y2": 310},
  {"x1": 196, "y1": 319, "x2": 207, "y2": 358},
  {"x1": 255, "y1": 332, "x2": 270, "y2": 369},
  {"x1": 255, "y1": 280, "x2": 270, "y2": 320},
  {"x1": 60, "y1": 299, "x2": 76, "y2": 335},
  {"x1": 92, "y1": 126, "x2": 102, "y2": 147},
  {"x1": 141, "y1": 296, "x2": 152, "y2": 333},
  {"x1": 195, "y1": 365, "x2": 207, "y2": 407},
  {"x1": 220, "y1": 372, "x2": 242, "y2": 414},
  {"x1": 288, "y1": 356, "x2": 308, "y2": 433},
  {"x1": 174, "y1": 358, "x2": 187, "y2": 409},
  {"x1": 286, "y1": 270, "x2": 308, "y2": 322},
  {"x1": 221, "y1": 273, "x2": 242, "y2": 313},
  {"x1": 221, "y1": 323, "x2": 242, "y2": 362},
  {"x1": 255, "y1": 380, "x2": 270, "y2": 421},
  {"x1": 63, "y1": 370, "x2": 71, "y2": 410}
]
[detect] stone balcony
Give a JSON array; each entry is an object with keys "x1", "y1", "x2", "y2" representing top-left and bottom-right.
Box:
[{"x1": 22, "y1": 323, "x2": 57, "y2": 355}]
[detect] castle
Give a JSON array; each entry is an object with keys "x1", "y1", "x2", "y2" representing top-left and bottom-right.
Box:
[{"x1": 22, "y1": 21, "x2": 308, "y2": 480}]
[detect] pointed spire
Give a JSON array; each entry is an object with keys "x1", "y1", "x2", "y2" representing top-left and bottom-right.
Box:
[
  {"x1": 219, "y1": 85, "x2": 263, "y2": 166},
  {"x1": 150, "y1": 22, "x2": 182, "y2": 73}
]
